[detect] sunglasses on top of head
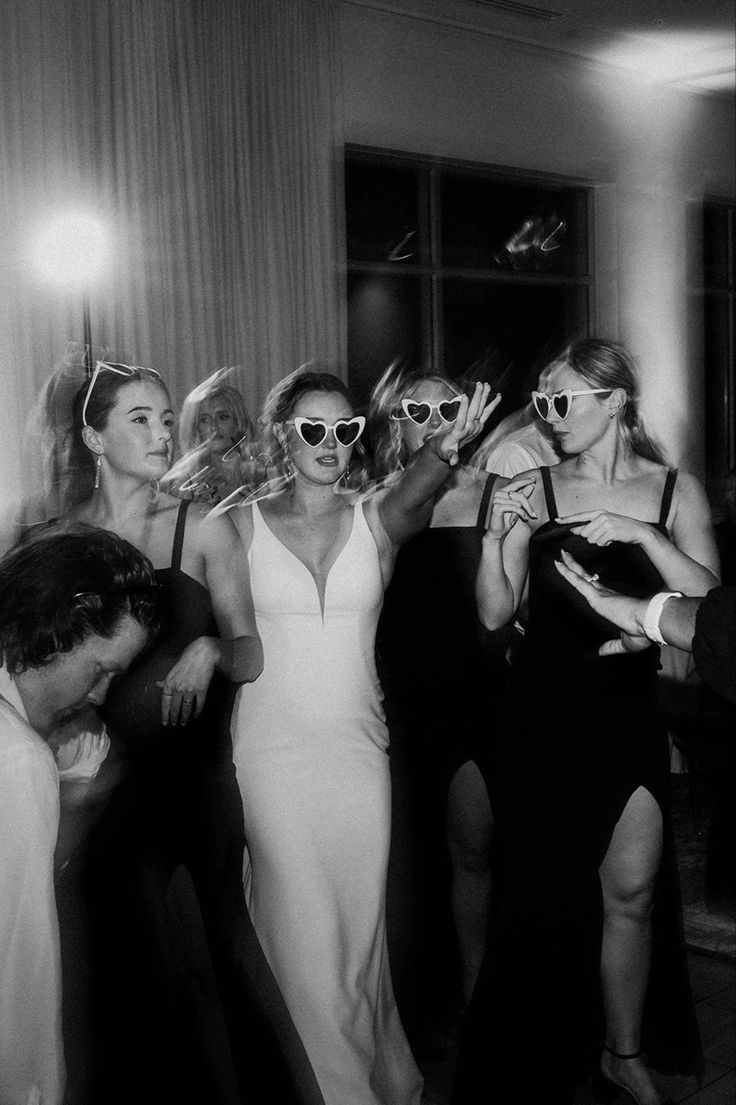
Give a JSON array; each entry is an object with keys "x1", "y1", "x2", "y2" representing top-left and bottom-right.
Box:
[
  {"x1": 82, "y1": 360, "x2": 162, "y2": 426},
  {"x1": 286, "y1": 416, "x2": 366, "y2": 449},
  {"x1": 391, "y1": 396, "x2": 464, "y2": 426},
  {"x1": 532, "y1": 388, "x2": 611, "y2": 423}
]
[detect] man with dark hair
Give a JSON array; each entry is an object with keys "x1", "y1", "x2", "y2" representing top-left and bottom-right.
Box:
[{"x1": 0, "y1": 530, "x2": 158, "y2": 1105}]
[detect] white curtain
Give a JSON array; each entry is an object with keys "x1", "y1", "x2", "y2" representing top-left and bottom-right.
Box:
[{"x1": 0, "y1": 0, "x2": 345, "y2": 528}]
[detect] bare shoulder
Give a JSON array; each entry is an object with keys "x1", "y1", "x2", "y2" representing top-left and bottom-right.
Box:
[
  {"x1": 507, "y1": 465, "x2": 546, "y2": 510},
  {"x1": 457, "y1": 464, "x2": 492, "y2": 497},
  {"x1": 207, "y1": 499, "x2": 256, "y2": 552},
  {"x1": 431, "y1": 466, "x2": 491, "y2": 526},
  {"x1": 152, "y1": 489, "x2": 189, "y2": 520},
  {"x1": 671, "y1": 467, "x2": 707, "y2": 498},
  {"x1": 353, "y1": 481, "x2": 385, "y2": 511},
  {"x1": 359, "y1": 484, "x2": 394, "y2": 542},
  {"x1": 669, "y1": 468, "x2": 712, "y2": 522}
]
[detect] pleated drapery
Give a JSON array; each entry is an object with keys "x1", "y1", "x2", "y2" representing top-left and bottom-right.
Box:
[{"x1": 0, "y1": 0, "x2": 345, "y2": 524}]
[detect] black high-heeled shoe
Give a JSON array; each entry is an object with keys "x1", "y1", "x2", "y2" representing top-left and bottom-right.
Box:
[{"x1": 594, "y1": 1044, "x2": 674, "y2": 1105}]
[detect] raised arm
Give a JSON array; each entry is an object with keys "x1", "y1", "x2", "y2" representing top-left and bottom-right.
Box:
[
  {"x1": 374, "y1": 383, "x2": 499, "y2": 547},
  {"x1": 475, "y1": 472, "x2": 538, "y2": 630}
]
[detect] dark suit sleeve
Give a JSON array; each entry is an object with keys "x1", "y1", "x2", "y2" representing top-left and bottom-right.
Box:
[{"x1": 692, "y1": 586, "x2": 736, "y2": 705}]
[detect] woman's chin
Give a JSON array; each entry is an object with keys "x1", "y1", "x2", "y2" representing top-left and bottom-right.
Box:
[{"x1": 146, "y1": 460, "x2": 171, "y2": 481}]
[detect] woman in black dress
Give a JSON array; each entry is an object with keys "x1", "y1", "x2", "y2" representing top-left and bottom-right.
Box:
[
  {"x1": 458, "y1": 339, "x2": 719, "y2": 1105},
  {"x1": 50, "y1": 361, "x2": 324, "y2": 1105},
  {"x1": 369, "y1": 365, "x2": 503, "y2": 1045}
]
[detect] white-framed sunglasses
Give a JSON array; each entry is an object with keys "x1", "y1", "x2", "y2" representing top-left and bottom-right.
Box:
[
  {"x1": 82, "y1": 360, "x2": 162, "y2": 427},
  {"x1": 285, "y1": 416, "x2": 366, "y2": 449},
  {"x1": 390, "y1": 396, "x2": 464, "y2": 426},
  {"x1": 532, "y1": 388, "x2": 611, "y2": 423}
]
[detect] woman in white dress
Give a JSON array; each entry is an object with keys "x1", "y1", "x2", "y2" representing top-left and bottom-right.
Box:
[{"x1": 226, "y1": 368, "x2": 497, "y2": 1105}]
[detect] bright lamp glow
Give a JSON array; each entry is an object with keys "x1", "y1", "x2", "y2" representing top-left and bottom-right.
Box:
[
  {"x1": 29, "y1": 211, "x2": 109, "y2": 289},
  {"x1": 596, "y1": 31, "x2": 735, "y2": 91}
]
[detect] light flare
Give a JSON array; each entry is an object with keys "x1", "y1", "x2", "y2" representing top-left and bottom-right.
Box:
[{"x1": 29, "y1": 210, "x2": 110, "y2": 289}]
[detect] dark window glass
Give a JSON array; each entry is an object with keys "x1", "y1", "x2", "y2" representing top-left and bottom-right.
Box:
[
  {"x1": 440, "y1": 175, "x2": 588, "y2": 277},
  {"x1": 345, "y1": 161, "x2": 421, "y2": 265},
  {"x1": 703, "y1": 204, "x2": 731, "y2": 289},
  {"x1": 344, "y1": 149, "x2": 591, "y2": 409},
  {"x1": 442, "y1": 279, "x2": 588, "y2": 400},
  {"x1": 347, "y1": 273, "x2": 424, "y2": 409}
]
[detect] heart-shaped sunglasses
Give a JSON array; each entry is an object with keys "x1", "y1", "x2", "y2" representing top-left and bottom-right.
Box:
[
  {"x1": 391, "y1": 396, "x2": 464, "y2": 426},
  {"x1": 286, "y1": 416, "x2": 366, "y2": 449},
  {"x1": 532, "y1": 388, "x2": 610, "y2": 423}
]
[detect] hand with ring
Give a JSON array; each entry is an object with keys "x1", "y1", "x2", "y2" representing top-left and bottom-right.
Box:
[
  {"x1": 158, "y1": 687, "x2": 199, "y2": 727},
  {"x1": 431, "y1": 383, "x2": 500, "y2": 467},
  {"x1": 486, "y1": 474, "x2": 537, "y2": 540},
  {"x1": 158, "y1": 637, "x2": 220, "y2": 726},
  {"x1": 553, "y1": 549, "x2": 653, "y2": 656}
]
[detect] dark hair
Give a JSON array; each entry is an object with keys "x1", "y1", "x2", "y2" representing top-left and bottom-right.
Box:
[
  {"x1": 367, "y1": 360, "x2": 462, "y2": 480},
  {"x1": 0, "y1": 528, "x2": 160, "y2": 673},
  {"x1": 257, "y1": 367, "x2": 366, "y2": 485},
  {"x1": 548, "y1": 338, "x2": 667, "y2": 464},
  {"x1": 66, "y1": 365, "x2": 172, "y2": 505}
]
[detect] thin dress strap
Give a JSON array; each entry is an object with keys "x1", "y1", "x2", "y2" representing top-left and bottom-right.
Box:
[
  {"x1": 658, "y1": 468, "x2": 678, "y2": 529},
  {"x1": 540, "y1": 466, "x2": 558, "y2": 523},
  {"x1": 171, "y1": 500, "x2": 191, "y2": 571},
  {"x1": 476, "y1": 472, "x2": 497, "y2": 531}
]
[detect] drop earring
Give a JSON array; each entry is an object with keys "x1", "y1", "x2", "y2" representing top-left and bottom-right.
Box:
[
  {"x1": 94, "y1": 454, "x2": 101, "y2": 489},
  {"x1": 282, "y1": 442, "x2": 294, "y2": 480}
]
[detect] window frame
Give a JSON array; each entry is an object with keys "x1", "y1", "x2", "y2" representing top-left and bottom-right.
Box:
[{"x1": 344, "y1": 144, "x2": 596, "y2": 400}]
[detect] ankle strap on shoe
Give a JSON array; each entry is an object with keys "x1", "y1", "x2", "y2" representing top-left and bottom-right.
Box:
[{"x1": 602, "y1": 1043, "x2": 642, "y2": 1060}]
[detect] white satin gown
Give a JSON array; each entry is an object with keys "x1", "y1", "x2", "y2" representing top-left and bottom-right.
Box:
[{"x1": 231, "y1": 500, "x2": 423, "y2": 1105}]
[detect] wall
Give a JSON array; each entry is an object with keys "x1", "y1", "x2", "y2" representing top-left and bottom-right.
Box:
[{"x1": 339, "y1": 1, "x2": 736, "y2": 473}]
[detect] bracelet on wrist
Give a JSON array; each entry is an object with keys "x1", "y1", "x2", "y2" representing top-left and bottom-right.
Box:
[{"x1": 642, "y1": 591, "x2": 683, "y2": 646}]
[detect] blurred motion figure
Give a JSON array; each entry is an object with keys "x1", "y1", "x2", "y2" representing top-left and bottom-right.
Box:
[{"x1": 169, "y1": 369, "x2": 256, "y2": 503}]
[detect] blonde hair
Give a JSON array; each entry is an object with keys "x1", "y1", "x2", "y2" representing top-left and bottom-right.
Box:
[
  {"x1": 367, "y1": 361, "x2": 462, "y2": 480},
  {"x1": 178, "y1": 380, "x2": 253, "y2": 456},
  {"x1": 548, "y1": 338, "x2": 666, "y2": 464}
]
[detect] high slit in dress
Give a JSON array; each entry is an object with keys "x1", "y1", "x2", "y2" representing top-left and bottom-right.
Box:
[
  {"x1": 376, "y1": 473, "x2": 502, "y2": 1032},
  {"x1": 452, "y1": 466, "x2": 702, "y2": 1104}
]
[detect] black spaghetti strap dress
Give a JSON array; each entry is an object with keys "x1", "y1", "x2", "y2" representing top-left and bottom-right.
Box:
[
  {"x1": 377, "y1": 474, "x2": 506, "y2": 1038},
  {"x1": 82, "y1": 501, "x2": 324, "y2": 1105},
  {"x1": 452, "y1": 467, "x2": 702, "y2": 1104}
]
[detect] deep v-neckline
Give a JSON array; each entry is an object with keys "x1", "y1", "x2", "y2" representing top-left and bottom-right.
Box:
[{"x1": 255, "y1": 501, "x2": 357, "y2": 621}]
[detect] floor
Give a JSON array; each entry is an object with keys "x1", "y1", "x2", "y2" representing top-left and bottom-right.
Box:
[
  {"x1": 59, "y1": 739, "x2": 734, "y2": 1104},
  {"x1": 417, "y1": 950, "x2": 736, "y2": 1105},
  {"x1": 415, "y1": 772, "x2": 736, "y2": 1105}
]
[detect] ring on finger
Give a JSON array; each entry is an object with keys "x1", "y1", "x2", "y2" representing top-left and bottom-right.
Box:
[{"x1": 589, "y1": 573, "x2": 600, "y2": 582}]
